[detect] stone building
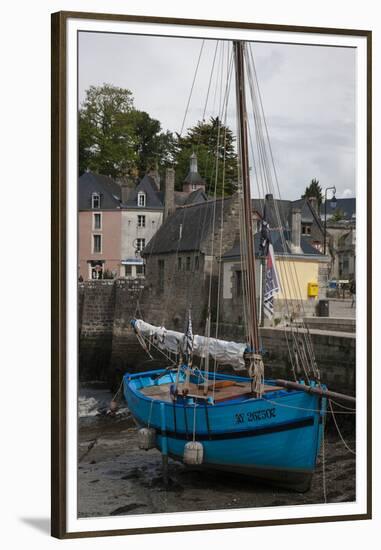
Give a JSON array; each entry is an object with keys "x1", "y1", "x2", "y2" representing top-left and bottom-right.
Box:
[
  {"x1": 142, "y1": 195, "x2": 240, "y2": 332},
  {"x1": 142, "y1": 191, "x2": 330, "y2": 333},
  {"x1": 327, "y1": 222, "x2": 356, "y2": 280},
  {"x1": 320, "y1": 198, "x2": 356, "y2": 281}
]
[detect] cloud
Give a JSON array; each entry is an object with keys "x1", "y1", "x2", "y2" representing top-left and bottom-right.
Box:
[{"x1": 79, "y1": 32, "x2": 356, "y2": 201}]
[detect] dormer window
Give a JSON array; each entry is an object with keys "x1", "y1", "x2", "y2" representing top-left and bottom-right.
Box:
[
  {"x1": 137, "y1": 192, "x2": 146, "y2": 207},
  {"x1": 92, "y1": 192, "x2": 100, "y2": 209}
]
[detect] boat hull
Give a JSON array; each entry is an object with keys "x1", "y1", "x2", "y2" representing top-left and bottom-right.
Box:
[{"x1": 123, "y1": 369, "x2": 326, "y2": 491}]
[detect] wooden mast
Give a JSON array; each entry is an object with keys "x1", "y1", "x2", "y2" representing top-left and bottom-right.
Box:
[{"x1": 234, "y1": 41, "x2": 260, "y2": 353}]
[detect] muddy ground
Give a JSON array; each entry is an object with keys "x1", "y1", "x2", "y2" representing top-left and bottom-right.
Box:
[{"x1": 77, "y1": 387, "x2": 356, "y2": 518}]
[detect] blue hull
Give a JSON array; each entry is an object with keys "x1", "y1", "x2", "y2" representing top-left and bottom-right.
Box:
[{"x1": 123, "y1": 369, "x2": 326, "y2": 491}]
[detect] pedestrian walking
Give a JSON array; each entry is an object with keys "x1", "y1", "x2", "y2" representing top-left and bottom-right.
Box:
[{"x1": 350, "y1": 279, "x2": 356, "y2": 308}]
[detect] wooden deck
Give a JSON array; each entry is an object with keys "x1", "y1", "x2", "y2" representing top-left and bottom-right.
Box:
[{"x1": 140, "y1": 380, "x2": 283, "y2": 403}]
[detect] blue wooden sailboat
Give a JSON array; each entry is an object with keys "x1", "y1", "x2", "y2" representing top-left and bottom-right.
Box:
[
  {"x1": 124, "y1": 365, "x2": 326, "y2": 491},
  {"x1": 123, "y1": 41, "x2": 329, "y2": 491}
]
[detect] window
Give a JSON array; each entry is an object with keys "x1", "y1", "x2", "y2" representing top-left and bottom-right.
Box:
[
  {"x1": 158, "y1": 260, "x2": 165, "y2": 291},
  {"x1": 192, "y1": 184, "x2": 197, "y2": 191},
  {"x1": 302, "y1": 225, "x2": 311, "y2": 235},
  {"x1": 178, "y1": 257, "x2": 182, "y2": 271},
  {"x1": 93, "y1": 213, "x2": 102, "y2": 230},
  {"x1": 136, "y1": 264, "x2": 145, "y2": 277},
  {"x1": 136, "y1": 238, "x2": 146, "y2": 252},
  {"x1": 137, "y1": 215, "x2": 146, "y2": 227},
  {"x1": 92, "y1": 192, "x2": 100, "y2": 209},
  {"x1": 137, "y1": 192, "x2": 146, "y2": 207},
  {"x1": 93, "y1": 234, "x2": 102, "y2": 253},
  {"x1": 125, "y1": 265, "x2": 132, "y2": 277},
  {"x1": 186, "y1": 256, "x2": 191, "y2": 271},
  {"x1": 194, "y1": 256, "x2": 199, "y2": 271}
]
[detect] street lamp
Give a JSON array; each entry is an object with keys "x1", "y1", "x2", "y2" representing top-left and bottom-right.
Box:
[{"x1": 324, "y1": 186, "x2": 337, "y2": 255}]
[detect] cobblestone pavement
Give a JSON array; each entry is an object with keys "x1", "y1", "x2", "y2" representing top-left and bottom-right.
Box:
[{"x1": 328, "y1": 298, "x2": 356, "y2": 318}]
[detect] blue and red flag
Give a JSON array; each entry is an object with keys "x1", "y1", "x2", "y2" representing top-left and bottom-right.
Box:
[
  {"x1": 183, "y1": 309, "x2": 194, "y2": 358},
  {"x1": 260, "y1": 202, "x2": 280, "y2": 319}
]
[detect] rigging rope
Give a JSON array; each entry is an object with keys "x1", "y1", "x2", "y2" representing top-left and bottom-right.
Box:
[
  {"x1": 179, "y1": 40, "x2": 205, "y2": 136},
  {"x1": 244, "y1": 44, "x2": 321, "y2": 383}
]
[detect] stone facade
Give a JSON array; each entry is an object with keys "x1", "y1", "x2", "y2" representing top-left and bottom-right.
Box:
[
  {"x1": 213, "y1": 322, "x2": 355, "y2": 395},
  {"x1": 78, "y1": 280, "x2": 356, "y2": 396},
  {"x1": 327, "y1": 223, "x2": 356, "y2": 280},
  {"x1": 143, "y1": 195, "x2": 240, "y2": 332},
  {"x1": 78, "y1": 280, "x2": 116, "y2": 381}
]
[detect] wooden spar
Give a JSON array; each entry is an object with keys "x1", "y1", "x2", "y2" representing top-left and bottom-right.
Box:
[
  {"x1": 234, "y1": 41, "x2": 260, "y2": 353},
  {"x1": 274, "y1": 379, "x2": 356, "y2": 405}
]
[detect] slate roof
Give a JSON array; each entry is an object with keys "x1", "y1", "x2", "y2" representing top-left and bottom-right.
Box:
[
  {"x1": 222, "y1": 230, "x2": 325, "y2": 261},
  {"x1": 122, "y1": 174, "x2": 164, "y2": 209},
  {"x1": 322, "y1": 197, "x2": 356, "y2": 220},
  {"x1": 292, "y1": 198, "x2": 316, "y2": 224},
  {"x1": 143, "y1": 197, "x2": 232, "y2": 255},
  {"x1": 251, "y1": 197, "x2": 323, "y2": 234},
  {"x1": 184, "y1": 170, "x2": 205, "y2": 186},
  {"x1": 252, "y1": 198, "x2": 291, "y2": 229},
  {"x1": 174, "y1": 188, "x2": 208, "y2": 207},
  {"x1": 78, "y1": 171, "x2": 122, "y2": 210}
]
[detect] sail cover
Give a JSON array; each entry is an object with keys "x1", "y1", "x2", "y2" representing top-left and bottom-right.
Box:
[{"x1": 133, "y1": 319, "x2": 247, "y2": 370}]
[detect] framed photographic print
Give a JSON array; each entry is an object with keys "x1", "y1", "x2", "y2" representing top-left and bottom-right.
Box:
[{"x1": 51, "y1": 10, "x2": 372, "y2": 539}]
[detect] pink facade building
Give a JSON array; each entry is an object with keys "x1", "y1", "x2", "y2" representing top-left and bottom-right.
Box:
[
  {"x1": 78, "y1": 155, "x2": 207, "y2": 281},
  {"x1": 78, "y1": 172, "x2": 122, "y2": 280}
]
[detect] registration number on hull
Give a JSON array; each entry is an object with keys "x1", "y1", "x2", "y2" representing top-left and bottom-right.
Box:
[{"x1": 235, "y1": 407, "x2": 276, "y2": 424}]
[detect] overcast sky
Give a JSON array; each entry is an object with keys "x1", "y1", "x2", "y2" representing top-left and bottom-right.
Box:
[{"x1": 78, "y1": 32, "x2": 356, "y2": 201}]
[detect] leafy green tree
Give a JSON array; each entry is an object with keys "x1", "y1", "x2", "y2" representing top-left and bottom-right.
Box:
[
  {"x1": 79, "y1": 84, "x2": 176, "y2": 179},
  {"x1": 301, "y1": 178, "x2": 323, "y2": 207},
  {"x1": 128, "y1": 110, "x2": 177, "y2": 176},
  {"x1": 330, "y1": 208, "x2": 345, "y2": 222},
  {"x1": 174, "y1": 117, "x2": 238, "y2": 196},
  {"x1": 79, "y1": 84, "x2": 136, "y2": 178}
]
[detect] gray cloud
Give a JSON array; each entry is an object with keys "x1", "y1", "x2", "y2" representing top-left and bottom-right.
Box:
[{"x1": 79, "y1": 32, "x2": 356, "y2": 200}]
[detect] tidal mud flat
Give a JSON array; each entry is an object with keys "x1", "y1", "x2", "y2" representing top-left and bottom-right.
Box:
[{"x1": 78, "y1": 387, "x2": 356, "y2": 518}]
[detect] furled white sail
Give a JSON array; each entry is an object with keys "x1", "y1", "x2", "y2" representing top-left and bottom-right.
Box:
[{"x1": 133, "y1": 319, "x2": 247, "y2": 370}]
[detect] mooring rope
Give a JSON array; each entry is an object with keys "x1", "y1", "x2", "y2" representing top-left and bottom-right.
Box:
[{"x1": 329, "y1": 399, "x2": 356, "y2": 455}]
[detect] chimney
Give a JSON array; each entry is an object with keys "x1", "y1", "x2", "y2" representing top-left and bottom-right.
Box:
[
  {"x1": 147, "y1": 164, "x2": 160, "y2": 190},
  {"x1": 120, "y1": 176, "x2": 134, "y2": 203},
  {"x1": 308, "y1": 196, "x2": 318, "y2": 214},
  {"x1": 164, "y1": 168, "x2": 175, "y2": 220},
  {"x1": 290, "y1": 207, "x2": 302, "y2": 253}
]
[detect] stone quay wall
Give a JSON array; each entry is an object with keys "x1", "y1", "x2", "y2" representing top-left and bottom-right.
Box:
[
  {"x1": 79, "y1": 280, "x2": 356, "y2": 395},
  {"x1": 213, "y1": 322, "x2": 355, "y2": 395}
]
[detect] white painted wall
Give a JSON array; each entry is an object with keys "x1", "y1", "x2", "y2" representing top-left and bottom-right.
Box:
[{"x1": 121, "y1": 209, "x2": 163, "y2": 273}]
